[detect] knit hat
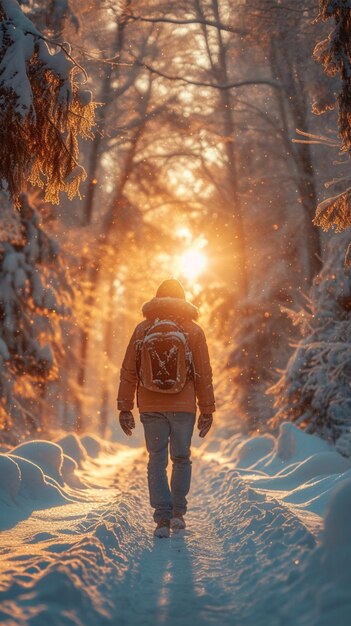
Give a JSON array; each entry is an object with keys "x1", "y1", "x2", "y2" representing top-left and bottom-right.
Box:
[{"x1": 156, "y1": 278, "x2": 186, "y2": 300}]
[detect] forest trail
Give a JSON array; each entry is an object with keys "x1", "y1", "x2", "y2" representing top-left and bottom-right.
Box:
[{"x1": 0, "y1": 439, "x2": 335, "y2": 626}]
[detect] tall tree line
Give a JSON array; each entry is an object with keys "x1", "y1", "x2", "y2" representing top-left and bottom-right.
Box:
[{"x1": 0, "y1": 0, "x2": 339, "y2": 440}]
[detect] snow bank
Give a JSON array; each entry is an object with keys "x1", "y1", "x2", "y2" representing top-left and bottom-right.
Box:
[
  {"x1": 207, "y1": 423, "x2": 351, "y2": 624},
  {"x1": 251, "y1": 422, "x2": 331, "y2": 474},
  {"x1": 0, "y1": 432, "x2": 106, "y2": 528},
  {"x1": 251, "y1": 452, "x2": 351, "y2": 491},
  {"x1": 2, "y1": 422, "x2": 351, "y2": 626},
  {"x1": 62, "y1": 454, "x2": 87, "y2": 489},
  {"x1": 81, "y1": 433, "x2": 104, "y2": 458},
  {"x1": 9, "y1": 454, "x2": 69, "y2": 504},
  {"x1": 230, "y1": 423, "x2": 351, "y2": 518},
  {"x1": 319, "y1": 480, "x2": 351, "y2": 617},
  {"x1": 12, "y1": 440, "x2": 64, "y2": 486},
  {"x1": 232, "y1": 434, "x2": 275, "y2": 468},
  {"x1": 0, "y1": 454, "x2": 21, "y2": 502},
  {"x1": 232, "y1": 422, "x2": 332, "y2": 472},
  {"x1": 324, "y1": 478, "x2": 351, "y2": 550},
  {"x1": 271, "y1": 478, "x2": 351, "y2": 626},
  {"x1": 56, "y1": 433, "x2": 87, "y2": 467}
]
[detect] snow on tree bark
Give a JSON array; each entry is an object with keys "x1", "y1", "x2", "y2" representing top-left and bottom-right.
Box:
[{"x1": 0, "y1": 0, "x2": 95, "y2": 206}]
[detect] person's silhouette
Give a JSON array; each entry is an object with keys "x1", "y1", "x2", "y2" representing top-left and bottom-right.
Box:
[{"x1": 117, "y1": 279, "x2": 215, "y2": 537}]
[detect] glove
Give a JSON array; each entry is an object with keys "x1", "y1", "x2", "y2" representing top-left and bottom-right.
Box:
[
  {"x1": 198, "y1": 413, "x2": 213, "y2": 438},
  {"x1": 119, "y1": 410, "x2": 135, "y2": 436}
]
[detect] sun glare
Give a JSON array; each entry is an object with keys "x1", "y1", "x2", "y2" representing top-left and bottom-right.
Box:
[
  {"x1": 176, "y1": 227, "x2": 192, "y2": 241},
  {"x1": 178, "y1": 249, "x2": 208, "y2": 282}
]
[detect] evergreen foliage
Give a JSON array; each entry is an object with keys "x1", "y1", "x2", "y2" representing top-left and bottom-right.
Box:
[
  {"x1": 0, "y1": 191, "x2": 72, "y2": 443},
  {"x1": 226, "y1": 287, "x2": 294, "y2": 429},
  {"x1": 269, "y1": 232, "x2": 351, "y2": 458},
  {"x1": 0, "y1": 0, "x2": 95, "y2": 206}
]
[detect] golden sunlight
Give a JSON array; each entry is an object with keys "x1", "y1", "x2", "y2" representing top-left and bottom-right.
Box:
[
  {"x1": 173, "y1": 228, "x2": 209, "y2": 283},
  {"x1": 177, "y1": 248, "x2": 208, "y2": 282},
  {"x1": 176, "y1": 226, "x2": 192, "y2": 242}
]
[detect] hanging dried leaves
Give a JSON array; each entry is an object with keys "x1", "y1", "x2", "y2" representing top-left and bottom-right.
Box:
[
  {"x1": 313, "y1": 1, "x2": 351, "y2": 231},
  {"x1": 314, "y1": 1, "x2": 351, "y2": 155},
  {"x1": 314, "y1": 187, "x2": 351, "y2": 232},
  {"x1": 0, "y1": 0, "x2": 95, "y2": 206}
]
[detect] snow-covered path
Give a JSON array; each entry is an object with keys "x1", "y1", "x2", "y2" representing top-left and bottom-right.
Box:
[{"x1": 3, "y1": 428, "x2": 351, "y2": 626}]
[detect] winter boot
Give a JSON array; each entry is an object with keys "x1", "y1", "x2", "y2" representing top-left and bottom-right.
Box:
[
  {"x1": 170, "y1": 512, "x2": 186, "y2": 530},
  {"x1": 154, "y1": 519, "x2": 170, "y2": 538}
]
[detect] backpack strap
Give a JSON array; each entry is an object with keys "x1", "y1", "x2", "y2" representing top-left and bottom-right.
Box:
[
  {"x1": 169, "y1": 319, "x2": 195, "y2": 382},
  {"x1": 135, "y1": 324, "x2": 152, "y2": 383}
]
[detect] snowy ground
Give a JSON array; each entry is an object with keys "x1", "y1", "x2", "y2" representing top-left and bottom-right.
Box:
[{"x1": 1, "y1": 425, "x2": 351, "y2": 626}]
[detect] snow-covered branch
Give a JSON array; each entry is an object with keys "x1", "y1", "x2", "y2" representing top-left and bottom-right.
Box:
[
  {"x1": 270, "y1": 231, "x2": 351, "y2": 458},
  {"x1": 0, "y1": 0, "x2": 95, "y2": 206},
  {"x1": 0, "y1": 191, "x2": 72, "y2": 441}
]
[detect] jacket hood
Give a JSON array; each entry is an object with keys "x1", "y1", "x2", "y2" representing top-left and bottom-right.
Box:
[{"x1": 142, "y1": 297, "x2": 199, "y2": 321}]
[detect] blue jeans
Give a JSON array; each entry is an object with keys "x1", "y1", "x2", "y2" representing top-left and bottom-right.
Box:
[{"x1": 140, "y1": 411, "x2": 196, "y2": 523}]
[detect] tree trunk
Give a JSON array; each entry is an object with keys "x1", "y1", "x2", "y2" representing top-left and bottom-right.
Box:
[
  {"x1": 75, "y1": 1, "x2": 132, "y2": 429},
  {"x1": 83, "y1": 2, "x2": 131, "y2": 225},
  {"x1": 270, "y1": 40, "x2": 322, "y2": 283},
  {"x1": 75, "y1": 80, "x2": 152, "y2": 428},
  {"x1": 200, "y1": 0, "x2": 249, "y2": 297},
  {"x1": 99, "y1": 284, "x2": 115, "y2": 437}
]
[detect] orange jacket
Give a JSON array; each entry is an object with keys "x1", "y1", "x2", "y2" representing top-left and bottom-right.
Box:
[{"x1": 117, "y1": 297, "x2": 216, "y2": 415}]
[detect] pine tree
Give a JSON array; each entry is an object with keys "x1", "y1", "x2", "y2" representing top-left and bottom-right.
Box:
[
  {"x1": 225, "y1": 282, "x2": 294, "y2": 430},
  {"x1": 0, "y1": 191, "x2": 72, "y2": 443},
  {"x1": 269, "y1": 231, "x2": 351, "y2": 458},
  {"x1": 0, "y1": 0, "x2": 95, "y2": 206}
]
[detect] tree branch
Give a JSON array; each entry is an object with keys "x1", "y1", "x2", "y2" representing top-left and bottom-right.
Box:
[
  {"x1": 24, "y1": 31, "x2": 89, "y2": 82},
  {"x1": 128, "y1": 14, "x2": 246, "y2": 35},
  {"x1": 135, "y1": 59, "x2": 281, "y2": 91}
]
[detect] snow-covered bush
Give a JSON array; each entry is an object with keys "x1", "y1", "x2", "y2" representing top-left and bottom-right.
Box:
[
  {"x1": 0, "y1": 191, "x2": 72, "y2": 443},
  {"x1": 270, "y1": 231, "x2": 351, "y2": 458},
  {"x1": 0, "y1": 0, "x2": 94, "y2": 205}
]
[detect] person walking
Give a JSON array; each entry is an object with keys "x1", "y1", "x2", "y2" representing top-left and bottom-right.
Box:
[{"x1": 117, "y1": 278, "x2": 215, "y2": 538}]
